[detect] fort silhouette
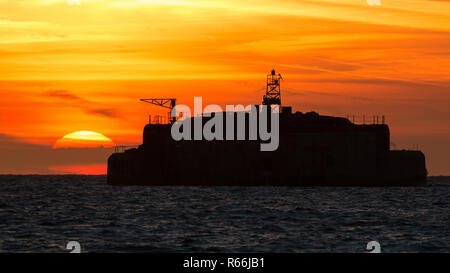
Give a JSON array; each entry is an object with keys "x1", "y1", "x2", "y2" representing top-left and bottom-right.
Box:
[{"x1": 107, "y1": 70, "x2": 427, "y2": 186}]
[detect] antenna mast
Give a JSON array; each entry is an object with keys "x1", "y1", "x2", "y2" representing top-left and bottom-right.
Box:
[{"x1": 262, "y1": 69, "x2": 282, "y2": 106}]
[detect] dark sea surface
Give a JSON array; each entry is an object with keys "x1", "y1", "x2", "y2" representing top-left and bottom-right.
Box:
[{"x1": 0, "y1": 175, "x2": 448, "y2": 253}]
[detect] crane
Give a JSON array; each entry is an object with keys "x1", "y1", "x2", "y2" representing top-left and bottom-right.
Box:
[{"x1": 140, "y1": 98, "x2": 176, "y2": 124}]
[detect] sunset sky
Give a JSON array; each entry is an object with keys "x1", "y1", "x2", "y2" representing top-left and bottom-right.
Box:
[{"x1": 0, "y1": 0, "x2": 449, "y2": 174}]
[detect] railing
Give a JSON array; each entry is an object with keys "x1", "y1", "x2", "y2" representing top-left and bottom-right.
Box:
[
  {"x1": 148, "y1": 114, "x2": 170, "y2": 124},
  {"x1": 390, "y1": 143, "x2": 420, "y2": 151},
  {"x1": 114, "y1": 145, "x2": 139, "y2": 153},
  {"x1": 345, "y1": 115, "x2": 385, "y2": 125}
]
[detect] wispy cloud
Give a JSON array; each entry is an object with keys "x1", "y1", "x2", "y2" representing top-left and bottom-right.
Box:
[
  {"x1": 44, "y1": 89, "x2": 121, "y2": 118},
  {"x1": 0, "y1": 0, "x2": 449, "y2": 174},
  {"x1": 46, "y1": 89, "x2": 87, "y2": 101},
  {"x1": 85, "y1": 108, "x2": 119, "y2": 118}
]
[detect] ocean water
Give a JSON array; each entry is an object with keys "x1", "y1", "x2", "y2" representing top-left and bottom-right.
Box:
[{"x1": 0, "y1": 175, "x2": 448, "y2": 253}]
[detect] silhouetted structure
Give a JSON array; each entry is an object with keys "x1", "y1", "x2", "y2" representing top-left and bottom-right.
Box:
[
  {"x1": 140, "y1": 98, "x2": 176, "y2": 124},
  {"x1": 108, "y1": 71, "x2": 427, "y2": 186},
  {"x1": 262, "y1": 69, "x2": 282, "y2": 106}
]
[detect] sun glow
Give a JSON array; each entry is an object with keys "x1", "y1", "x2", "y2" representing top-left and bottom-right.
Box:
[
  {"x1": 53, "y1": 131, "x2": 115, "y2": 148},
  {"x1": 0, "y1": 0, "x2": 449, "y2": 174}
]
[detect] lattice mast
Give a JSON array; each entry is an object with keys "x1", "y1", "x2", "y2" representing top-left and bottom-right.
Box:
[{"x1": 262, "y1": 69, "x2": 282, "y2": 106}]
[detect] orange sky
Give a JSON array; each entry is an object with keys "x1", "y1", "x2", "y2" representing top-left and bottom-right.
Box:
[{"x1": 0, "y1": 0, "x2": 449, "y2": 174}]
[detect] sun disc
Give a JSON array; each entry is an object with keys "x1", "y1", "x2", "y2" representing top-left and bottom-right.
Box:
[{"x1": 54, "y1": 131, "x2": 115, "y2": 148}]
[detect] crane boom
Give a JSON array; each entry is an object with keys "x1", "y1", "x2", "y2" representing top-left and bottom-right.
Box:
[{"x1": 140, "y1": 98, "x2": 176, "y2": 124}]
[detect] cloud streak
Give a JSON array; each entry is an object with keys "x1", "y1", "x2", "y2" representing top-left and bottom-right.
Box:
[
  {"x1": 0, "y1": 0, "x2": 449, "y2": 174},
  {"x1": 44, "y1": 89, "x2": 121, "y2": 119}
]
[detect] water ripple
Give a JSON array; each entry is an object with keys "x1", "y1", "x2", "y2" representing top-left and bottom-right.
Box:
[{"x1": 0, "y1": 175, "x2": 448, "y2": 253}]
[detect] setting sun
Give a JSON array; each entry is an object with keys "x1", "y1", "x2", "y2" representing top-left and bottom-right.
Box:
[
  {"x1": 0, "y1": 0, "x2": 449, "y2": 175},
  {"x1": 53, "y1": 131, "x2": 115, "y2": 148}
]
